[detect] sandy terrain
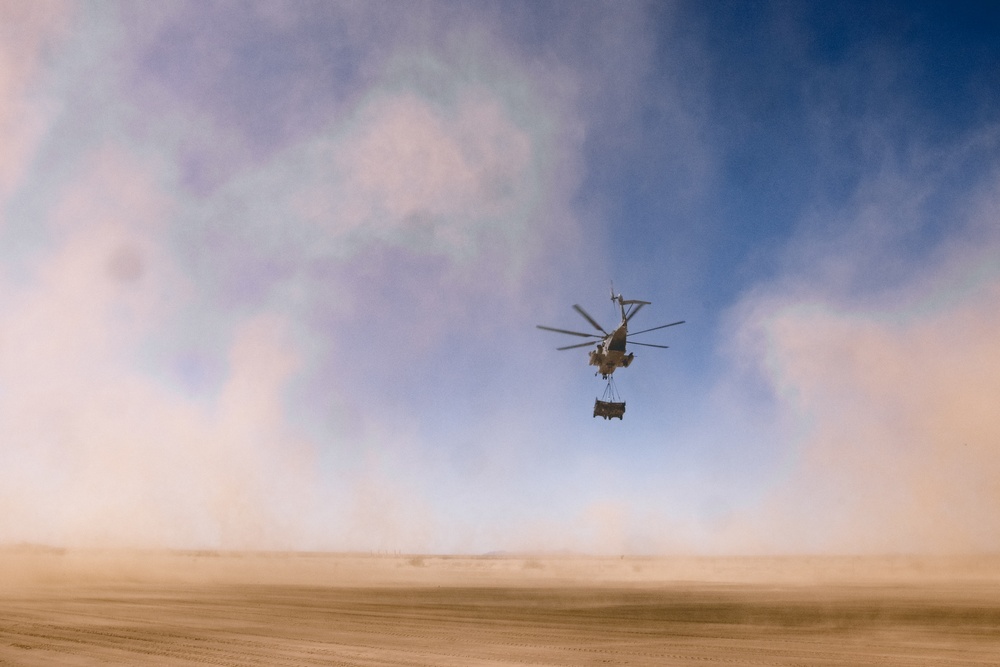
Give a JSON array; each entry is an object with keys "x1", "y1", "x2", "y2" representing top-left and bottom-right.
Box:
[{"x1": 1, "y1": 549, "x2": 999, "y2": 666}]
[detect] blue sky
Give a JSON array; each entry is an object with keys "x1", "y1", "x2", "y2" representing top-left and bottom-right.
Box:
[{"x1": 1, "y1": 1, "x2": 999, "y2": 554}]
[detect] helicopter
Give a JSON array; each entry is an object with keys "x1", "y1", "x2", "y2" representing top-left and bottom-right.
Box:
[
  {"x1": 537, "y1": 289, "x2": 685, "y2": 380},
  {"x1": 538, "y1": 289, "x2": 684, "y2": 419}
]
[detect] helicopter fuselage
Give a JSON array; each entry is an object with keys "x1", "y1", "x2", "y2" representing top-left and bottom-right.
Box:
[
  {"x1": 537, "y1": 292, "x2": 682, "y2": 381},
  {"x1": 588, "y1": 325, "x2": 634, "y2": 378}
]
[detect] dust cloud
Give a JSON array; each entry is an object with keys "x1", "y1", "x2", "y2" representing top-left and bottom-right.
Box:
[
  {"x1": 733, "y1": 194, "x2": 1000, "y2": 554},
  {"x1": 0, "y1": 180, "x2": 319, "y2": 549}
]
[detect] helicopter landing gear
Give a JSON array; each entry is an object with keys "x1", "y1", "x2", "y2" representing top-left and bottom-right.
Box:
[{"x1": 594, "y1": 376, "x2": 625, "y2": 420}]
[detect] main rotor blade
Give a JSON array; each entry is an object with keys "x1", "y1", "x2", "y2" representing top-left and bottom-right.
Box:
[
  {"x1": 536, "y1": 325, "x2": 602, "y2": 338},
  {"x1": 628, "y1": 320, "x2": 685, "y2": 336},
  {"x1": 624, "y1": 302, "x2": 646, "y2": 323},
  {"x1": 629, "y1": 341, "x2": 670, "y2": 349},
  {"x1": 573, "y1": 304, "x2": 608, "y2": 335},
  {"x1": 557, "y1": 341, "x2": 598, "y2": 351}
]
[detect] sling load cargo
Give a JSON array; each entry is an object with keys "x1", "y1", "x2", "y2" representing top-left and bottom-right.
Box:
[{"x1": 594, "y1": 376, "x2": 625, "y2": 420}]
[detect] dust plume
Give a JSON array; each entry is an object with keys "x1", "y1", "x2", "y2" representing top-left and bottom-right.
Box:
[
  {"x1": 0, "y1": 154, "x2": 317, "y2": 548},
  {"x1": 730, "y1": 173, "x2": 1000, "y2": 554},
  {"x1": 0, "y1": 0, "x2": 70, "y2": 201},
  {"x1": 0, "y1": 1, "x2": 594, "y2": 553}
]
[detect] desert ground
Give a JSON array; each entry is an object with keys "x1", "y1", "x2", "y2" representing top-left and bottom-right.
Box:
[{"x1": 1, "y1": 549, "x2": 999, "y2": 666}]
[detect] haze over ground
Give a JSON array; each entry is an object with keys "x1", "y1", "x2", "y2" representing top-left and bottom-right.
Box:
[{"x1": 1, "y1": 1, "x2": 998, "y2": 555}]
